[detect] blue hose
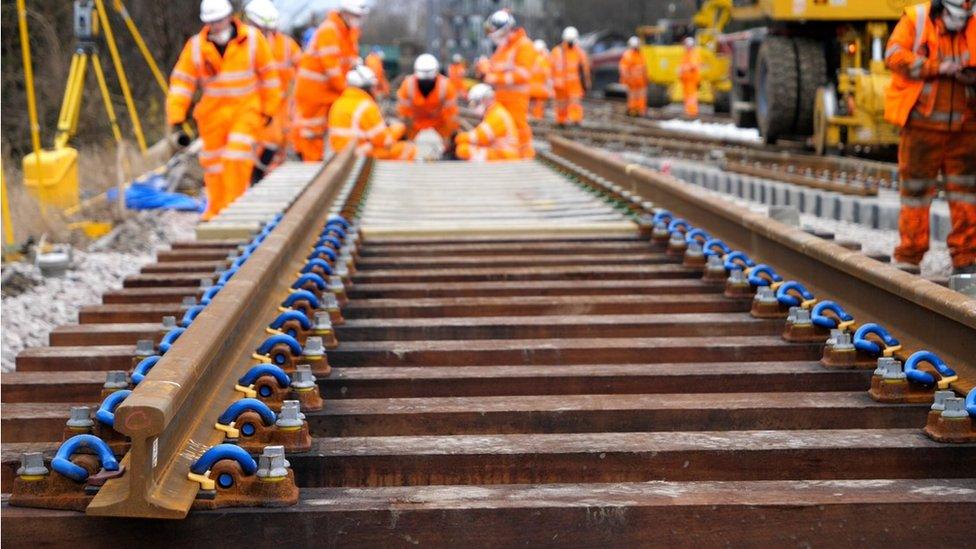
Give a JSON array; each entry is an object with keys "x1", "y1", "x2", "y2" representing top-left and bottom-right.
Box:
[
  {"x1": 200, "y1": 283, "x2": 223, "y2": 305},
  {"x1": 217, "y1": 398, "x2": 276, "y2": 427},
  {"x1": 190, "y1": 443, "x2": 257, "y2": 476},
  {"x1": 747, "y1": 264, "x2": 782, "y2": 287},
  {"x1": 257, "y1": 333, "x2": 303, "y2": 357},
  {"x1": 723, "y1": 251, "x2": 755, "y2": 271},
  {"x1": 302, "y1": 258, "x2": 334, "y2": 276},
  {"x1": 181, "y1": 304, "x2": 206, "y2": 328},
  {"x1": 292, "y1": 273, "x2": 327, "y2": 292},
  {"x1": 269, "y1": 310, "x2": 313, "y2": 334},
  {"x1": 282, "y1": 290, "x2": 320, "y2": 311},
  {"x1": 307, "y1": 246, "x2": 337, "y2": 263},
  {"x1": 684, "y1": 228, "x2": 711, "y2": 245},
  {"x1": 775, "y1": 281, "x2": 815, "y2": 307},
  {"x1": 131, "y1": 355, "x2": 160, "y2": 385},
  {"x1": 652, "y1": 210, "x2": 673, "y2": 226},
  {"x1": 51, "y1": 434, "x2": 120, "y2": 482},
  {"x1": 323, "y1": 224, "x2": 346, "y2": 239},
  {"x1": 853, "y1": 323, "x2": 900, "y2": 355},
  {"x1": 238, "y1": 364, "x2": 291, "y2": 389},
  {"x1": 95, "y1": 389, "x2": 132, "y2": 427},
  {"x1": 316, "y1": 235, "x2": 343, "y2": 250},
  {"x1": 904, "y1": 351, "x2": 957, "y2": 386},
  {"x1": 702, "y1": 238, "x2": 731, "y2": 258},
  {"x1": 811, "y1": 301, "x2": 854, "y2": 329},
  {"x1": 966, "y1": 388, "x2": 976, "y2": 417},
  {"x1": 327, "y1": 214, "x2": 349, "y2": 229},
  {"x1": 158, "y1": 327, "x2": 186, "y2": 354},
  {"x1": 667, "y1": 218, "x2": 690, "y2": 234},
  {"x1": 217, "y1": 266, "x2": 239, "y2": 285}
]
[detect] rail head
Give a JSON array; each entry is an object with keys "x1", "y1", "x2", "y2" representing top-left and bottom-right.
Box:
[
  {"x1": 86, "y1": 150, "x2": 358, "y2": 518},
  {"x1": 549, "y1": 135, "x2": 976, "y2": 389}
]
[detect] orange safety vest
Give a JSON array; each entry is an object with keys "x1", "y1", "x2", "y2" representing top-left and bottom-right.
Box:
[
  {"x1": 328, "y1": 87, "x2": 398, "y2": 156},
  {"x1": 551, "y1": 43, "x2": 590, "y2": 95},
  {"x1": 486, "y1": 28, "x2": 537, "y2": 106},
  {"x1": 529, "y1": 52, "x2": 554, "y2": 99},
  {"x1": 295, "y1": 11, "x2": 360, "y2": 108},
  {"x1": 460, "y1": 102, "x2": 520, "y2": 161},
  {"x1": 884, "y1": 2, "x2": 976, "y2": 127},
  {"x1": 396, "y1": 74, "x2": 458, "y2": 126},
  {"x1": 167, "y1": 19, "x2": 280, "y2": 126},
  {"x1": 448, "y1": 62, "x2": 466, "y2": 95},
  {"x1": 679, "y1": 48, "x2": 701, "y2": 81},
  {"x1": 365, "y1": 52, "x2": 389, "y2": 95},
  {"x1": 618, "y1": 48, "x2": 647, "y2": 87},
  {"x1": 269, "y1": 31, "x2": 301, "y2": 92}
]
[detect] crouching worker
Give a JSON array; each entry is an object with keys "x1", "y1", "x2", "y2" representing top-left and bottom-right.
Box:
[
  {"x1": 328, "y1": 65, "x2": 417, "y2": 160},
  {"x1": 455, "y1": 84, "x2": 520, "y2": 161}
]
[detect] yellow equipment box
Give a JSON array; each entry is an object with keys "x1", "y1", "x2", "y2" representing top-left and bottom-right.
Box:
[{"x1": 22, "y1": 147, "x2": 80, "y2": 210}]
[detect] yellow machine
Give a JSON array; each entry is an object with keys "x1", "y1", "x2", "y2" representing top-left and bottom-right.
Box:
[
  {"x1": 636, "y1": 0, "x2": 733, "y2": 111},
  {"x1": 727, "y1": 0, "x2": 914, "y2": 151}
]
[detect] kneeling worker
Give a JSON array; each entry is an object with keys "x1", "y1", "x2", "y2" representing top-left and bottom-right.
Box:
[
  {"x1": 396, "y1": 54, "x2": 459, "y2": 140},
  {"x1": 328, "y1": 65, "x2": 417, "y2": 160},
  {"x1": 455, "y1": 84, "x2": 520, "y2": 161}
]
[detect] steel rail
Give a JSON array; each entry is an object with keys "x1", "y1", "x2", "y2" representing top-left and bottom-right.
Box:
[
  {"x1": 549, "y1": 135, "x2": 976, "y2": 391},
  {"x1": 86, "y1": 149, "x2": 358, "y2": 518}
]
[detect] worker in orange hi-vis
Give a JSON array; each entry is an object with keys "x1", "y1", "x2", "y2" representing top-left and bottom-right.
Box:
[
  {"x1": 365, "y1": 48, "x2": 390, "y2": 99},
  {"x1": 448, "y1": 54, "x2": 468, "y2": 99},
  {"x1": 245, "y1": 0, "x2": 300, "y2": 183},
  {"x1": 328, "y1": 65, "x2": 417, "y2": 161},
  {"x1": 529, "y1": 39, "x2": 554, "y2": 120},
  {"x1": 678, "y1": 36, "x2": 701, "y2": 118},
  {"x1": 167, "y1": 0, "x2": 281, "y2": 220},
  {"x1": 396, "y1": 54, "x2": 459, "y2": 141},
  {"x1": 884, "y1": 0, "x2": 976, "y2": 275},
  {"x1": 293, "y1": 0, "x2": 367, "y2": 162},
  {"x1": 455, "y1": 83, "x2": 520, "y2": 162},
  {"x1": 619, "y1": 36, "x2": 648, "y2": 117},
  {"x1": 474, "y1": 55, "x2": 490, "y2": 80},
  {"x1": 483, "y1": 10, "x2": 538, "y2": 158},
  {"x1": 551, "y1": 26, "x2": 591, "y2": 127}
]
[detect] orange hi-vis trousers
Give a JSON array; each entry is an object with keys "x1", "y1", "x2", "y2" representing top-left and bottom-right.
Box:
[
  {"x1": 627, "y1": 85, "x2": 647, "y2": 116},
  {"x1": 199, "y1": 110, "x2": 264, "y2": 218},
  {"x1": 894, "y1": 126, "x2": 976, "y2": 268},
  {"x1": 681, "y1": 77, "x2": 699, "y2": 117},
  {"x1": 530, "y1": 98, "x2": 547, "y2": 120}
]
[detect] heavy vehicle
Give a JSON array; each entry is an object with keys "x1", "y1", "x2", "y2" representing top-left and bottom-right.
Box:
[
  {"x1": 637, "y1": 0, "x2": 734, "y2": 112},
  {"x1": 725, "y1": 0, "x2": 913, "y2": 151}
]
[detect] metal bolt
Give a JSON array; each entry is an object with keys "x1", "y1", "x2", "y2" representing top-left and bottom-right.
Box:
[
  {"x1": 931, "y1": 390, "x2": 956, "y2": 411},
  {"x1": 135, "y1": 339, "x2": 155, "y2": 357},
  {"x1": 668, "y1": 232, "x2": 685, "y2": 245},
  {"x1": 275, "y1": 400, "x2": 305, "y2": 429},
  {"x1": 199, "y1": 278, "x2": 214, "y2": 289},
  {"x1": 321, "y1": 292, "x2": 339, "y2": 310},
  {"x1": 181, "y1": 296, "x2": 198, "y2": 306},
  {"x1": 67, "y1": 406, "x2": 94, "y2": 429},
  {"x1": 728, "y1": 268, "x2": 746, "y2": 284},
  {"x1": 826, "y1": 329, "x2": 853, "y2": 350},
  {"x1": 302, "y1": 337, "x2": 325, "y2": 358},
  {"x1": 17, "y1": 452, "x2": 48, "y2": 477},
  {"x1": 652, "y1": 222, "x2": 669, "y2": 238},
  {"x1": 874, "y1": 356, "x2": 900, "y2": 377},
  {"x1": 941, "y1": 397, "x2": 970, "y2": 419},
  {"x1": 706, "y1": 254, "x2": 724, "y2": 269},
  {"x1": 754, "y1": 286, "x2": 777, "y2": 304},
  {"x1": 880, "y1": 358, "x2": 907, "y2": 380},
  {"x1": 329, "y1": 275, "x2": 345, "y2": 293},
  {"x1": 787, "y1": 307, "x2": 812, "y2": 326},
  {"x1": 335, "y1": 262, "x2": 350, "y2": 278},
  {"x1": 290, "y1": 364, "x2": 316, "y2": 389},
  {"x1": 256, "y1": 445, "x2": 290, "y2": 479},
  {"x1": 686, "y1": 240, "x2": 703, "y2": 254},
  {"x1": 161, "y1": 316, "x2": 177, "y2": 330},
  {"x1": 313, "y1": 311, "x2": 333, "y2": 332},
  {"x1": 103, "y1": 370, "x2": 129, "y2": 390}
]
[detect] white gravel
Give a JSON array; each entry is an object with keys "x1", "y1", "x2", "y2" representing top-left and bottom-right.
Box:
[
  {"x1": 656, "y1": 119, "x2": 762, "y2": 143},
  {"x1": 1, "y1": 210, "x2": 198, "y2": 372}
]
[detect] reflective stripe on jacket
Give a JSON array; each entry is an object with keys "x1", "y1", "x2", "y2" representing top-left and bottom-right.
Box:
[
  {"x1": 618, "y1": 48, "x2": 647, "y2": 87},
  {"x1": 550, "y1": 43, "x2": 590, "y2": 95},
  {"x1": 328, "y1": 87, "x2": 395, "y2": 155},
  {"x1": 295, "y1": 11, "x2": 360, "y2": 105},
  {"x1": 396, "y1": 74, "x2": 458, "y2": 125}
]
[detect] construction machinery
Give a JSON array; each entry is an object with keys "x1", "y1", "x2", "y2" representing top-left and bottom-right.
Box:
[
  {"x1": 725, "y1": 0, "x2": 913, "y2": 151},
  {"x1": 636, "y1": 0, "x2": 734, "y2": 112}
]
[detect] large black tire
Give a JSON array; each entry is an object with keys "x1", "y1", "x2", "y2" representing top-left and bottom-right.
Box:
[
  {"x1": 731, "y1": 83, "x2": 757, "y2": 128},
  {"x1": 754, "y1": 36, "x2": 798, "y2": 144},
  {"x1": 713, "y1": 90, "x2": 731, "y2": 114},
  {"x1": 793, "y1": 37, "x2": 828, "y2": 136},
  {"x1": 647, "y1": 84, "x2": 670, "y2": 108}
]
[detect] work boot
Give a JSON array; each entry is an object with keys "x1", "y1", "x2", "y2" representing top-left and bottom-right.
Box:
[{"x1": 891, "y1": 261, "x2": 921, "y2": 275}]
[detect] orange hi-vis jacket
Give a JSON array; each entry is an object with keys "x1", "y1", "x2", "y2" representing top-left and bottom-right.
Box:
[
  {"x1": 448, "y1": 62, "x2": 467, "y2": 96},
  {"x1": 396, "y1": 74, "x2": 459, "y2": 135},
  {"x1": 551, "y1": 43, "x2": 590, "y2": 96},
  {"x1": 618, "y1": 48, "x2": 647, "y2": 88},
  {"x1": 884, "y1": 2, "x2": 976, "y2": 130},
  {"x1": 529, "y1": 52, "x2": 554, "y2": 99},
  {"x1": 270, "y1": 31, "x2": 302, "y2": 94},
  {"x1": 328, "y1": 87, "x2": 412, "y2": 159},
  {"x1": 294, "y1": 11, "x2": 360, "y2": 119},
  {"x1": 679, "y1": 48, "x2": 701, "y2": 81},
  {"x1": 485, "y1": 28, "x2": 537, "y2": 115},
  {"x1": 167, "y1": 19, "x2": 281, "y2": 126},
  {"x1": 365, "y1": 52, "x2": 390, "y2": 96},
  {"x1": 456, "y1": 102, "x2": 520, "y2": 161}
]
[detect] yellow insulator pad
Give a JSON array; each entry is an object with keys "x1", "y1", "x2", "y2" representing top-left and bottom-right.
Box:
[
  {"x1": 265, "y1": 327, "x2": 284, "y2": 336},
  {"x1": 837, "y1": 320, "x2": 855, "y2": 331},
  {"x1": 234, "y1": 384, "x2": 257, "y2": 398},
  {"x1": 251, "y1": 353, "x2": 272, "y2": 364},
  {"x1": 800, "y1": 298, "x2": 817, "y2": 309},
  {"x1": 882, "y1": 345, "x2": 902, "y2": 357},
  {"x1": 187, "y1": 471, "x2": 215, "y2": 491},
  {"x1": 214, "y1": 422, "x2": 240, "y2": 439},
  {"x1": 770, "y1": 281, "x2": 784, "y2": 290},
  {"x1": 937, "y1": 375, "x2": 959, "y2": 390}
]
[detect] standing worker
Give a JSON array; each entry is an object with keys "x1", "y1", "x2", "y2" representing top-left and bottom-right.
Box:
[
  {"x1": 529, "y1": 39, "x2": 554, "y2": 121},
  {"x1": 619, "y1": 36, "x2": 648, "y2": 117},
  {"x1": 678, "y1": 36, "x2": 701, "y2": 118},
  {"x1": 293, "y1": 0, "x2": 368, "y2": 162},
  {"x1": 245, "y1": 0, "x2": 300, "y2": 183},
  {"x1": 448, "y1": 54, "x2": 467, "y2": 99},
  {"x1": 483, "y1": 10, "x2": 537, "y2": 158},
  {"x1": 396, "y1": 54, "x2": 459, "y2": 141},
  {"x1": 328, "y1": 65, "x2": 417, "y2": 161},
  {"x1": 167, "y1": 0, "x2": 281, "y2": 220},
  {"x1": 455, "y1": 84, "x2": 520, "y2": 161},
  {"x1": 551, "y1": 26, "x2": 591, "y2": 127},
  {"x1": 365, "y1": 48, "x2": 390, "y2": 99},
  {"x1": 885, "y1": 0, "x2": 976, "y2": 275}
]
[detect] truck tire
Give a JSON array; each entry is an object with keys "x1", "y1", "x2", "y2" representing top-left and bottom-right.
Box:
[
  {"x1": 731, "y1": 83, "x2": 757, "y2": 128},
  {"x1": 793, "y1": 37, "x2": 828, "y2": 136},
  {"x1": 755, "y1": 36, "x2": 798, "y2": 143},
  {"x1": 647, "y1": 84, "x2": 670, "y2": 108}
]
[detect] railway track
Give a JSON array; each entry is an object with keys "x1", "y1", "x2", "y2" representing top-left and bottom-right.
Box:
[{"x1": 2, "y1": 139, "x2": 974, "y2": 545}]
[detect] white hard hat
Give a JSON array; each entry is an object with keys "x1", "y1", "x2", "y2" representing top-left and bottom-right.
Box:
[
  {"x1": 484, "y1": 10, "x2": 516, "y2": 43},
  {"x1": 533, "y1": 39, "x2": 547, "y2": 52},
  {"x1": 346, "y1": 65, "x2": 378, "y2": 89},
  {"x1": 339, "y1": 0, "x2": 369, "y2": 16},
  {"x1": 245, "y1": 0, "x2": 278, "y2": 29},
  {"x1": 628, "y1": 36, "x2": 640, "y2": 49},
  {"x1": 200, "y1": 0, "x2": 233, "y2": 23},
  {"x1": 414, "y1": 54, "x2": 440, "y2": 80},
  {"x1": 468, "y1": 83, "x2": 494, "y2": 104},
  {"x1": 684, "y1": 36, "x2": 695, "y2": 47},
  {"x1": 452, "y1": 53, "x2": 463, "y2": 63},
  {"x1": 562, "y1": 26, "x2": 579, "y2": 43},
  {"x1": 373, "y1": 48, "x2": 385, "y2": 60}
]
